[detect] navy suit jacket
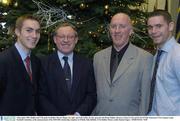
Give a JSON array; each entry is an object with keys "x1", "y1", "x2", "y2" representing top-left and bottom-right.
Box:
[
  {"x1": 38, "y1": 51, "x2": 97, "y2": 115},
  {"x1": 0, "y1": 45, "x2": 41, "y2": 115}
]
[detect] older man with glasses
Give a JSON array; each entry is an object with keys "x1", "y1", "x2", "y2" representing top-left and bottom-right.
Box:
[
  {"x1": 92, "y1": 12, "x2": 153, "y2": 116},
  {"x1": 38, "y1": 22, "x2": 97, "y2": 116}
]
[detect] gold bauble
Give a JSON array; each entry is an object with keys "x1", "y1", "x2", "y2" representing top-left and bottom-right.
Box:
[
  {"x1": 104, "y1": 10, "x2": 109, "y2": 15},
  {"x1": 104, "y1": 5, "x2": 109, "y2": 10},
  {"x1": 102, "y1": 31, "x2": 106, "y2": 34},
  {"x1": 80, "y1": 3, "x2": 86, "y2": 10},
  {"x1": 93, "y1": 34, "x2": 97, "y2": 38},
  {"x1": 88, "y1": 31, "x2": 92, "y2": 35},
  {"x1": 1, "y1": 0, "x2": 12, "y2": 6},
  {"x1": 14, "y1": 1, "x2": 18, "y2": 7},
  {"x1": 131, "y1": 20, "x2": 135, "y2": 24}
]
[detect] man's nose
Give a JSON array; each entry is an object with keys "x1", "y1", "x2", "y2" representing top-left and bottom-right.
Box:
[
  {"x1": 151, "y1": 27, "x2": 158, "y2": 33},
  {"x1": 63, "y1": 36, "x2": 69, "y2": 42},
  {"x1": 114, "y1": 27, "x2": 122, "y2": 32},
  {"x1": 32, "y1": 31, "x2": 38, "y2": 38}
]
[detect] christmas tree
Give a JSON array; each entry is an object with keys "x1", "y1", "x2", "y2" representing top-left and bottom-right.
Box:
[{"x1": 0, "y1": 0, "x2": 154, "y2": 57}]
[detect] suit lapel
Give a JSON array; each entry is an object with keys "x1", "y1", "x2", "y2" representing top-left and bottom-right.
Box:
[
  {"x1": 30, "y1": 54, "x2": 40, "y2": 90},
  {"x1": 71, "y1": 54, "x2": 80, "y2": 100},
  {"x1": 31, "y1": 55, "x2": 36, "y2": 83},
  {"x1": 11, "y1": 46, "x2": 31, "y2": 83},
  {"x1": 102, "y1": 47, "x2": 112, "y2": 85},
  {"x1": 112, "y1": 44, "x2": 137, "y2": 83}
]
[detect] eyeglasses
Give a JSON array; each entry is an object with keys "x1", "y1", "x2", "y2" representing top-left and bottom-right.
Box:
[
  {"x1": 109, "y1": 24, "x2": 128, "y2": 30},
  {"x1": 56, "y1": 35, "x2": 76, "y2": 40}
]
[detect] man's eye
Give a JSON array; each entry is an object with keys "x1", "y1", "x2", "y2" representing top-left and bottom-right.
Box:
[
  {"x1": 59, "y1": 36, "x2": 65, "y2": 39},
  {"x1": 120, "y1": 25, "x2": 126, "y2": 28},
  {"x1": 69, "y1": 36, "x2": 75, "y2": 39},
  {"x1": 156, "y1": 24, "x2": 162, "y2": 28},
  {"x1": 56, "y1": 35, "x2": 65, "y2": 39},
  {"x1": 147, "y1": 26, "x2": 153, "y2": 30},
  {"x1": 110, "y1": 25, "x2": 117, "y2": 29},
  {"x1": 26, "y1": 29, "x2": 33, "y2": 32}
]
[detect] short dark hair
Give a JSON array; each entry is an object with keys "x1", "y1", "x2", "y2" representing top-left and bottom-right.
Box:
[
  {"x1": 53, "y1": 22, "x2": 77, "y2": 36},
  {"x1": 15, "y1": 14, "x2": 40, "y2": 30},
  {"x1": 148, "y1": 9, "x2": 172, "y2": 23}
]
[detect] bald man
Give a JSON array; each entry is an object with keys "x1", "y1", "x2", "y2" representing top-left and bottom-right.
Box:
[{"x1": 92, "y1": 12, "x2": 153, "y2": 116}]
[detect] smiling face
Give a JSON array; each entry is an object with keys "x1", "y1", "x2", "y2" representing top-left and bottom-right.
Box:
[
  {"x1": 147, "y1": 15, "x2": 174, "y2": 48},
  {"x1": 53, "y1": 25, "x2": 78, "y2": 55},
  {"x1": 109, "y1": 13, "x2": 133, "y2": 51},
  {"x1": 15, "y1": 19, "x2": 40, "y2": 52}
]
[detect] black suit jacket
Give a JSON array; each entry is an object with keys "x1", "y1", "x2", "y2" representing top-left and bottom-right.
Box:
[
  {"x1": 38, "y1": 51, "x2": 97, "y2": 115},
  {"x1": 0, "y1": 45, "x2": 41, "y2": 115}
]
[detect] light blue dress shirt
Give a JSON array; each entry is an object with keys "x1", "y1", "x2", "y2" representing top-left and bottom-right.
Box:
[{"x1": 148, "y1": 37, "x2": 180, "y2": 116}]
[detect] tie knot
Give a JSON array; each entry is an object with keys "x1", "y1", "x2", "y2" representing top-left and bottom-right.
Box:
[
  {"x1": 116, "y1": 52, "x2": 119, "y2": 57},
  {"x1": 25, "y1": 56, "x2": 30, "y2": 62},
  {"x1": 157, "y1": 50, "x2": 163, "y2": 58},
  {"x1": 63, "y1": 56, "x2": 68, "y2": 62}
]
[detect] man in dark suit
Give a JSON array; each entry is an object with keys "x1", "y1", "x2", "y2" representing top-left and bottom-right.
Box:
[
  {"x1": 0, "y1": 15, "x2": 41, "y2": 115},
  {"x1": 38, "y1": 22, "x2": 97, "y2": 116}
]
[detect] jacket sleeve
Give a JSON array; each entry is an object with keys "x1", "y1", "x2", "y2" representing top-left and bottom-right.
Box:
[
  {"x1": 76, "y1": 60, "x2": 97, "y2": 115},
  {"x1": 37, "y1": 62, "x2": 60, "y2": 115},
  {"x1": 139, "y1": 53, "x2": 153, "y2": 115}
]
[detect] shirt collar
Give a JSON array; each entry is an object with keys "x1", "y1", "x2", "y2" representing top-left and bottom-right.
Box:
[
  {"x1": 112, "y1": 42, "x2": 129, "y2": 56},
  {"x1": 15, "y1": 42, "x2": 31, "y2": 61},
  {"x1": 57, "y1": 51, "x2": 73, "y2": 62},
  {"x1": 159, "y1": 37, "x2": 176, "y2": 53}
]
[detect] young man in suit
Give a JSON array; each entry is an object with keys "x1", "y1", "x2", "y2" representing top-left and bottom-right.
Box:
[
  {"x1": 92, "y1": 12, "x2": 153, "y2": 115},
  {"x1": 147, "y1": 10, "x2": 180, "y2": 115},
  {"x1": 38, "y1": 22, "x2": 97, "y2": 116},
  {"x1": 0, "y1": 15, "x2": 41, "y2": 115}
]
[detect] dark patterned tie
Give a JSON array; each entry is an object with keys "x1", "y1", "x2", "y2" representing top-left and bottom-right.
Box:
[
  {"x1": 110, "y1": 52, "x2": 119, "y2": 81},
  {"x1": 148, "y1": 50, "x2": 163, "y2": 113},
  {"x1": 63, "y1": 56, "x2": 72, "y2": 93},
  {"x1": 25, "y1": 56, "x2": 32, "y2": 81}
]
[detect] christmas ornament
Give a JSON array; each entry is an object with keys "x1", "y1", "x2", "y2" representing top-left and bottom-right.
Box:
[
  {"x1": 1, "y1": 0, "x2": 12, "y2": 6},
  {"x1": 88, "y1": 31, "x2": 92, "y2": 35},
  {"x1": 14, "y1": 1, "x2": 18, "y2": 7},
  {"x1": 80, "y1": 3, "x2": 86, "y2": 10},
  {"x1": 104, "y1": 5, "x2": 109, "y2": 10},
  {"x1": 104, "y1": 10, "x2": 109, "y2": 15}
]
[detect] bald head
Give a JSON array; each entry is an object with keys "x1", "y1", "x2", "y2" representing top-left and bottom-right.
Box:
[{"x1": 110, "y1": 13, "x2": 132, "y2": 27}]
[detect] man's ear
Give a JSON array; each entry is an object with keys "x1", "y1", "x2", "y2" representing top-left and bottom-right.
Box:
[
  {"x1": 169, "y1": 21, "x2": 174, "y2": 32},
  {"x1": 130, "y1": 29, "x2": 134, "y2": 36},
  {"x1": 75, "y1": 36, "x2": 78, "y2": 44},
  {"x1": 53, "y1": 35, "x2": 57, "y2": 44},
  {"x1": 15, "y1": 28, "x2": 20, "y2": 37}
]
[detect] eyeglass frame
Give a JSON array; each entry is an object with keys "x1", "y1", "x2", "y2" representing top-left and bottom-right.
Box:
[
  {"x1": 108, "y1": 24, "x2": 131, "y2": 30},
  {"x1": 55, "y1": 34, "x2": 77, "y2": 41}
]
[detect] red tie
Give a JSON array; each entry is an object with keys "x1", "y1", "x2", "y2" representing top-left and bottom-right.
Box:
[{"x1": 25, "y1": 56, "x2": 32, "y2": 81}]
